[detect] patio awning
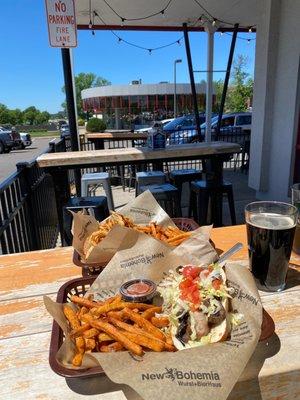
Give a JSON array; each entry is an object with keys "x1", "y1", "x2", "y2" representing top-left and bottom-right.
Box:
[{"x1": 76, "y1": 0, "x2": 259, "y2": 31}]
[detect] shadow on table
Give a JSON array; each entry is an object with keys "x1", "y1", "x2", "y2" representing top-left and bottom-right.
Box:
[
  {"x1": 285, "y1": 265, "x2": 300, "y2": 290},
  {"x1": 66, "y1": 375, "x2": 143, "y2": 399},
  {"x1": 228, "y1": 333, "x2": 281, "y2": 400}
]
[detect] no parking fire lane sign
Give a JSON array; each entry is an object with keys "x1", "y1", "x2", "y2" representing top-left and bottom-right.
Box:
[{"x1": 45, "y1": 0, "x2": 77, "y2": 48}]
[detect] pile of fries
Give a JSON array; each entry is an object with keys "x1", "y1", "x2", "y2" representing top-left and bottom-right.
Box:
[
  {"x1": 63, "y1": 294, "x2": 175, "y2": 366},
  {"x1": 84, "y1": 212, "x2": 191, "y2": 257}
]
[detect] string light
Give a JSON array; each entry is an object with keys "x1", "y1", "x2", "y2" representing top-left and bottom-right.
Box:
[
  {"x1": 161, "y1": 10, "x2": 165, "y2": 18},
  {"x1": 88, "y1": 19, "x2": 92, "y2": 29},
  {"x1": 248, "y1": 26, "x2": 253, "y2": 33},
  {"x1": 102, "y1": 0, "x2": 173, "y2": 22},
  {"x1": 92, "y1": 30, "x2": 95, "y2": 36},
  {"x1": 91, "y1": 8, "x2": 255, "y2": 55}
]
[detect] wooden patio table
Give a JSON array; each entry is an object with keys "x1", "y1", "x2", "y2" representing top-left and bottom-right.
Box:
[
  {"x1": 85, "y1": 132, "x2": 148, "y2": 150},
  {"x1": 0, "y1": 224, "x2": 299, "y2": 399},
  {"x1": 37, "y1": 141, "x2": 241, "y2": 240}
]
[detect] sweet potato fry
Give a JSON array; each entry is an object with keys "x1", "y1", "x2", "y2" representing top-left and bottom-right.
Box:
[
  {"x1": 122, "y1": 308, "x2": 165, "y2": 341},
  {"x1": 63, "y1": 305, "x2": 80, "y2": 330},
  {"x1": 70, "y1": 323, "x2": 91, "y2": 338},
  {"x1": 107, "y1": 310, "x2": 124, "y2": 319},
  {"x1": 72, "y1": 336, "x2": 85, "y2": 366},
  {"x1": 72, "y1": 352, "x2": 84, "y2": 366},
  {"x1": 100, "y1": 342, "x2": 124, "y2": 352},
  {"x1": 83, "y1": 328, "x2": 99, "y2": 339},
  {"x1": 92, "y1": 301, "x2": 152, "y2": 317},
  {"x1": 98, "y1": 332, "x2": 114, "y2": 342},
  {"x1": 71, "y1": 295, "x2": 102, "y2": 309},
  {"x1": 141, "y1": 306, "x2": 162, "y2": 320},
  {"x1": 122, "y1": 331, "x2": 164, "y2": 352},
  {"x1": 166, "y1": 232, "x2": 191, "y2": 243},
  {"x1": 84, "y1": 314, "x2": 143, "y2": 356},
  {"x1": 84, "y1": 338, "x2": 96, "y2": 351},
  {"x1": 151, "y1": 316, "x2": 170, "y2": 328}
]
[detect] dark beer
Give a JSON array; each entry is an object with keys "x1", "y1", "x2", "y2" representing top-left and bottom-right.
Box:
[{"x1": 246, "y1": 213, "x2": 296, "y2": 291}]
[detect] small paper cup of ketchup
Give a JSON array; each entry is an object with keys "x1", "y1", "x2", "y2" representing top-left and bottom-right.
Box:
[{"x1": 120, "y1": 279, "x2": 157, "y2": 303}]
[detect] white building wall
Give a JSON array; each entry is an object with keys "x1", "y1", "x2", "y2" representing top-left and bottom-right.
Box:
[{"x1": 249, "y1": 0, "x2": 300, "y2": 201}]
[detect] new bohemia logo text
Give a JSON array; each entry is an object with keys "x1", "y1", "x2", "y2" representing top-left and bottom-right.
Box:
[{"x1": 141, "y1": 368, "x2": 221, "y2": 387}]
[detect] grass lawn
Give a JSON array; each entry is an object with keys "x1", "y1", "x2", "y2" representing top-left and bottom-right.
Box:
[{"x1": 29, "y1": 131, "x2": 60, "y2": 138}]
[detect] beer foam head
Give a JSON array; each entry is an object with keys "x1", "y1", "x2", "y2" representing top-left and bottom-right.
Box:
[{"x1": 248, "y1": 213, "x2": 296, "y2": 230}]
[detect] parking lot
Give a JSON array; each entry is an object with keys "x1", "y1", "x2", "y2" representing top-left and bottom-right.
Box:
[{"x1": 0, "y1": 137, "x2": 56, "y2": 182}]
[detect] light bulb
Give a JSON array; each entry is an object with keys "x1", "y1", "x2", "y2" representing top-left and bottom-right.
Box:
[
  {"x1": 161, "y1": 10, "x2": 165, "y2": 18},
  {"x1": 220, "y1": 31, "x2": 223, "y2": 36},
  {"x1": 121, "y1": 18, "x2": 125, "y2": 26},
  {"x1": 177, "y1": 40, "x2": 181, "y2": 46},
  {"x1": 88, "y1": 19, "x2": 93, "y2": 29},
  {"x1": 92, "y1": 30, "x2": 95, "y2": 36},
  {"x1": 148, "y1": 49, "x2": 152, "y2": 55},
  {"x1": 248, "y1": 27, "x2": 252, "y2": 33},
  {"x1": 212, "y1": 19, "x2": 216, "y2": 26},
  {"x1": 118, "y1": 37, "x2": 122, "y2": 43},
  {"x1": 247, "y1": 39, "x2": 250, "y2": 43}
]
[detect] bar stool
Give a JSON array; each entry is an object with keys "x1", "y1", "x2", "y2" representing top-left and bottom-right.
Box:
[
  {"x1": 139, "y1": 183, "x2": 182, "y2": 217},
  {"x1": 169, "y1": 168, "x2": 202, "y2": 204},
  {"x1": 81, "y1": 172, "x2": 115, "y2": 211},
  {"x1": 63, "y1": 196, "x2": 109, "y2": 245},
  {"x1": 135, "y1": 171, "x2": 166, "y2": 196},
  {"x1": 190, "y1": 179, "x2": 236, "y2": 227}
]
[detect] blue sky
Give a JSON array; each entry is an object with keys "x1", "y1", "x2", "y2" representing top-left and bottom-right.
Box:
[{"x1": 0, "y1": 1, "x2": 256, "y2": 113}]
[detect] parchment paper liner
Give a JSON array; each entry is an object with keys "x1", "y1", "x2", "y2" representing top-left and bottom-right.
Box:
[
  {"x1": 71, "y1": 190, "x2": 214, "y2": 265},
  {"x1": 45, "y1": 234, "x2": 262, "y2": 400}
]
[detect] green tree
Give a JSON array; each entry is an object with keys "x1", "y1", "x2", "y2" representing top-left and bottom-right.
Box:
[
  {"x1": 213, "y1": 79, "x2": 224, "y2": 113},
  {"x1": 226, "y1": 55, "x2": 253, "y2": 112},
  {"x1": 62, "y1": 72, "x2": 111, "y2": 119},
  {"x1": 35, "y1": 111, "x2": 50, "y2": 124},
  {"x1": 8, "y1": 108, "x2": 23, "y2": 125},
  {"x1": 0, "y1": 104, "x2": 10, "y2": 124},
  {"x1": 23, "y1": 106, "x2": 39, "y2": 125}
]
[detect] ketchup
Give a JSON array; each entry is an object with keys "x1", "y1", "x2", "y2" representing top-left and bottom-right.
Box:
[
  {"x1": 120, "y1": 279, "x2": 157, "y2": 303},
  {"x1": 126, "y1": 282, "x2": 152, "y2": 295}
]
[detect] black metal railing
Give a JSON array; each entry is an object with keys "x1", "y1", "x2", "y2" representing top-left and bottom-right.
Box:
[{"x1": 0, "y1": 138, "x2": 68, "y2": 255}]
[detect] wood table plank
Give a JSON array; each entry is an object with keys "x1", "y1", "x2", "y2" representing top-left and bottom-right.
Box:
[
  {"x1": 0, "y1": 332, "x2": 141, "y2": 400},
  {"x1": 86, "y1": 132, "x2": 148, "y2": 140},
  {"x1": 0, "y1": 247, "x2": 80, "y2": 301},
  {"x1": 37, "y1": 142, "x2": 241, "y2": 168}
]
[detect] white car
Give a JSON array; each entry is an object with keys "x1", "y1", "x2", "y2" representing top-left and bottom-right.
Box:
[
  {"x1": 19, "y1": 132, "x2": 32, "y2": 148},
  {"x1": 135, "y1": 119, "x2": 174, "y2": 133},
  {"x1": 200, "y1": 112, "x2": 252, "y2": 131}
]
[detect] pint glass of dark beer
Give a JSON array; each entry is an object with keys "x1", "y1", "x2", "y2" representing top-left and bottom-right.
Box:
[
  {"x1": 245, "y1": 201, "x2": 298, "y2": 292},
  {"x1": 292, "y1": 183, "x2": 300, "y2": 254}
]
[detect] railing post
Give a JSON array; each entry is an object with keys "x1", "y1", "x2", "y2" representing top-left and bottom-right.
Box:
[{"x1": 16, "y1": 162, "x2": 39, "y2": 250}]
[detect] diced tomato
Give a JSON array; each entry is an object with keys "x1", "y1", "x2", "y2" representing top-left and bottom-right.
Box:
[
  {"x1": 179, "y1": 277, "x2": 193, "y2": 290},
  {"x1": 182, "y1": 265, "x2": 202, "y2": 279},
  {"x1": 212, "y1": 279, "x2": 222, "y2": 290}
]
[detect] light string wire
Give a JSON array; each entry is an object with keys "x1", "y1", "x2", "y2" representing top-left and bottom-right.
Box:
[
  {"x1": 94, "y1": 10, "x2": 184, "y2": 53},
  {"x1": 90, "y1": 0, "x2": 255, "y2": 53},
  {"x1": 101, "y1": 0, "x2": 174, "y2": 21}
]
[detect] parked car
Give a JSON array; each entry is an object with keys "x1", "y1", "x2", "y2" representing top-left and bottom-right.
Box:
[
  {"x1": 168, "y1": 112, "x2": 252, "y2": 145},
  {"x1": 60, "y1": 124, "x2": 70, "y2": 138},
  {"x1": 135, "y1": 119, "x2": 174, "y2": 133},
  {"x1": 19, "y1": 132, "x2": 32, "y2": 148},
  {"x1": 0, "y1": 126, "x2": 14, "y2": 153},
  {"x1": 163, "y1": 114, "x2": 206, "y2": 136}
]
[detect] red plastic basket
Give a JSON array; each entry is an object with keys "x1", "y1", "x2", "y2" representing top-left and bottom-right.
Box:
[
  {"x1": 73, "y1": 217, "x2": 200, "y2": 276},
  {"x1": 49, "y1": 276, "x2": 275, "y2": 379}
]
